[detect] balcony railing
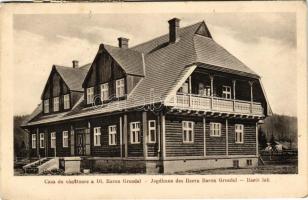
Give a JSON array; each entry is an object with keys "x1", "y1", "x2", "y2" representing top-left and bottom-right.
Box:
[{"x1": 167, "y1": 94, "x2": 263, "y2": 115}]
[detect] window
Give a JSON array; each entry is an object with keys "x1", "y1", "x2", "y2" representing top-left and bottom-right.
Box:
[
  {"x1": 222, "y1": 86, "x2": 232, "y2": 99},
  {"x1": 198, "y1": 83, "x2": 211, "y2": 96},
  {"x1": 100, "y1": 83, "x2": 109, "y2": 101},
  {"x1": 50, "y1": 132, "x2": 56, "y2": 148},
  {"x1": 93, "y1": 127, "x2": 101, "y2": 146},
  {"x1": 31, "y1": 134, "x2": 36, "y2": 149},
  {"x1": 39, "y1": 133, "x2": 44, "y2": 148},
  {"x1": 63, "y1": 94, "x2": 70, "y2": 109},
  {"x1": 182, "y1": 121, "x2": 194, "y2": 143},
  {"x1": 247, "y1": 159, "x2": 252, "y2": 166},
  {"x1": 53, "y1": 97, "x2": 59, "y2": 112},
  {"x1": 130, "y1": 122, "x2": 140, "y2": 144},
  {"x1": 235, "y1": 124, "x2": 244, "y2": 143},
  {"x1": 233, "y1": 160, "x2": 239, "y2": 168},
  {"x1": 108, "y1": 125, "x2": 117, "y2": 145},
  {"x1": 62, "y1": 131, "x2": 68, "y2": 148},
  {"x1": 148, "y1": 120, "x2": 156, "y2": 143},
  {"x1": 87, "y1": 87, "x2": 94, "y2": 104},
  {"x1": 205, "y1": 86, "x2": 211, "y2": 96},
  {"x1": 178, "y1": 82, "x2": 189, "y2": 94},
  {"x1": 43, "y1": 99, "x2": 49, "y2": 113},
  {"x1": 210, "y1": 122, "x2": 221, "y2": 137},
  {"x1": 116, "y1": 78, "x2": 125, "y2": 98}
]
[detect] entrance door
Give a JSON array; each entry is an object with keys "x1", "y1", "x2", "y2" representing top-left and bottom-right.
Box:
[{"x1": 75, "y1": 128, "x2": 91, "y2": 156}]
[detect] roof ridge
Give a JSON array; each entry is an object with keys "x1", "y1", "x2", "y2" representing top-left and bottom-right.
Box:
[{"x1": 131, "y1": 21, "x2": 203, "y2": 51}]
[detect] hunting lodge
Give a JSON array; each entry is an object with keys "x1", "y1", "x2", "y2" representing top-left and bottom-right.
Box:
[{"x1": 21, "y1": 18, "x2": 271, "y2": 174}]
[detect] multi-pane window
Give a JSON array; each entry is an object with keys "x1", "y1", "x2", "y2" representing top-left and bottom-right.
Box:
[
  {"x1": 32, "y1": 134, "x2": 36, "y2": 149},
  {"x1": 222, "y1": 86, "x2": 232, "y2": 99},
  {"x1": 93, "y1": 127, "x2": 101, "y2": 146},
  {"x1": 116, "y1": 78, "x2": 125, "y2": 98},
  {"x1": 148, "y1": 120, "x2": 156, "y2": 143},
  {"x1": 210, "y1": 122, "x2": 221, "y2": 137},
  {"x1": 100, "y1": 83, "x2": 109, "y2": 101},
  {"x1": 108, "y1": 125, "x2": 117, "y2": 145},
  {"x1": 50, "y1": 132, "x2": 56, "y2": 148},
  {"x1": 130, "y1": 122, "x2": 140, "y2": 144},
  {"x1": 53, "y1": 97, "x2": 59, "y2": 112},
  {"x1": 235, "y1": 124, "x2": 244, "y2": 143},
  {"x1": 182, "y1": 121, "x2": 194, "y2": 143},
  {"x1": 44, "y1": 99, "x2": 49, "y2": 113},
  {"x1": 62, "y1": 131, "x2": 68, "y2": 148},
  {"x1": 178, "y1": 82, "x2": 189, "y2": 94},
  {"x1": 39, "y1": 133, "x2": 45, "y2": 148},
  {"x1": 63, "y1": 94, "x2": 70, "y2": 109},
  {"x1": 87, "y1": 87, "x2": 94, "y2": 104}
]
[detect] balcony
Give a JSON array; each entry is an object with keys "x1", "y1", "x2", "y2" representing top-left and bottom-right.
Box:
[{"x1": 167, "y1": 94, "x2": 264, "y2": 116}]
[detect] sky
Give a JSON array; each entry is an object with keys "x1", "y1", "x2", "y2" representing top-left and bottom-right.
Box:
[{"x1": 13, "y1": 13, "x2": 297, "y2": 116}]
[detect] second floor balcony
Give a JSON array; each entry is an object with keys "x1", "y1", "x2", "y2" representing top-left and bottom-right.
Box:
[{"x1": 165, "y1": 68, "x2": 266, "y2": 117}]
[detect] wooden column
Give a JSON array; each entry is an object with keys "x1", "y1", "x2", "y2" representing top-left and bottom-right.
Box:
[
  {"x1": 36, "y1": 128, "x2": 39, "y2": 157},
  {"x1": 226, "y1": 119, "x2": 229, "y2": 156},
  {"x1": 232, "y1": 80, "x2": 236, "y2": 111},
  {"x1": 210, "y1": 75, "x2": 214, "y2": 110},
  {"x1": 142, "y1": 112, "x2": 148, "y2": 159},
  {"x1": 189, "y1": 76, "x2": 192, "y2": 106},
  {"x1": 70, "y1": 125, "x2": 75, "y2": 156},
  {"x1": 256, "y1": 122, "x2": 259, "y2": 156},
  {"x1": 123, "y1": 114, "x2": 128, "y2": 158},
  {"x1": 161, "y1": 114, "x2": 166, "y2": 159},
  {"x1": 203, "y1": 116, "x2": 206, "y2": 157},
  {"x1": 249, "y1": 81, "x2": 254, "y2": 113},
  {"x1": 119, "y1": 116, "x2": 123, "y2": 158}
]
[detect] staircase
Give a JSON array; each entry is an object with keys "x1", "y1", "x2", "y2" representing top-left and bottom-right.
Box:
[{"x1": 23, "y1": 157, "x2": 55, "y2": 174}]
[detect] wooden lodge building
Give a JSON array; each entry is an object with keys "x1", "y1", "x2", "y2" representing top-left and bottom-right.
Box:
[{"x1": 21, "y1": 18, "x2": 271, "y2": 174}]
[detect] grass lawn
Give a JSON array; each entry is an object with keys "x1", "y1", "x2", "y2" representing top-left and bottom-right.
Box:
[{"x1": 174, "y1": 163, "x2": 298, "y2": 175}]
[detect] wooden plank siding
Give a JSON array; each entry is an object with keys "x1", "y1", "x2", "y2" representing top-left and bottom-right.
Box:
[
  {"x1": 205, "y1": 118, "x2": 227, "y2": 156},
  {"x1": 89, "y1": 115, "x2": 121, "y2": 157},
  {"x1": 165, "y1": 115, "x2": 204, "y2": 157},
  {"x1": 127, "y1": 112, "x2": 144, "y2": 157},
  {"x1": 228, "y1": 120, "x2": 257, "y2": 155}
]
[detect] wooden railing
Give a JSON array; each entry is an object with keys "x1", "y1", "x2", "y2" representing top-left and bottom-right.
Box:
[{"x1": 168, "y1": 94, "x2": 263, "y2": 115}]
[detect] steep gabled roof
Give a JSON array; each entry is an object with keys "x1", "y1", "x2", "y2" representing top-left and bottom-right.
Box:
[
  {"x1": 55, "y1": 65, "x2": 89, "y2": 92},
  {"x1": 103, "y1": 44, "x2": 145, "y2": 76}
]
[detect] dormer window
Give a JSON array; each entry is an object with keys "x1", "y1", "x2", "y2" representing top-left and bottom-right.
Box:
[
  {"x1": 53, "y1": 97, "x2": 59, "y2": 112},
  {"x1": 87, "y1": 87, "x2": 94, "y2": 104},
  {"x1": 100, "y1": 83, "x2": 109, "y2": 101},
  {"x1": 43, "y1": 99, "x2": 49, "y2": 113},
  {"x1": 116, "y1": 78, "x2": 125, "y2": 98},
  {"x1": 63, "y1": 94, "x2": 70, "y2": 109}
]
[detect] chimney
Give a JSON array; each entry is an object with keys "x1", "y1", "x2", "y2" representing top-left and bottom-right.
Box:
[
  {"x1": 168, "y1": 18, "x2": 180, "y2": 43},
  {"x1": 118, "y1": 37, "x2": 129, "y2": 49},
  {"x1": 72, "y1": 60, "x2": 79, "y2": 68}
]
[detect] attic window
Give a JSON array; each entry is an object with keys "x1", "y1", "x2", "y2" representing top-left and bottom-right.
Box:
[
  {"x1": 64, "y1": 94, "x2": 70, "y2": 109},
  {"x1": 53, "y1": 97, "x2": 59, "y2": 112},
  {"x1": 116, "y1": 78, "x2": 125, "y2": 98},
  {"x1": 43, "y1": 99, "x2": 49, "y2": 113},
  {"x1": 87, "y1": 87, "x2": 94, "y2": 104}
]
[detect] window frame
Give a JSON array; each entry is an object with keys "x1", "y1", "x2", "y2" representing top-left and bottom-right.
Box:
[
  {"x1": 130, "y1": 122, "x2": 141, "y2": 144},
  {"x1": 31, "y1": 134, "x2": 36, "y2": 149},
  {"x1": 182, "y1": 121, "x2": 194, "y2": 143},
  {"x1": 210, "y1": 122, "x2": 222, "y2": 137},
  {"x1": 108, "y1": 125, "x2": 117, "y2": 146},
  {"x1": 235, "y1": 124, "x2": 244, "y2": 144},
  {"x1": 115, "y1": 78, "x2": 125, "y2": 98},
  {"x1": 43, "y1": 99, "x2": 49, "y2": 113},
  {"x1": 87, "y1": 87, "x2": 94, "y2": 104},
  {"x1": 148, "y1": 120, "x2": 156, "y2": 143},
  {"x1": 100, "y1": 83, "x2": 109, "y2": 101},
  {"x1": 222, "y1": 85, "x2": 232, "y2": 99},
  {"x1": 63, "y1": 94, "x2": 70, "y2": 110},
  {"x1": 62, "y1": 131, "x2": 69, "y2": 148},
  {"x1": 93, "y1": 127, "x2": 101, "y2": 146},
  {"x1": 50, "y1": 132, "x2": 56, "y2": 149},
  {"x1": 53, "y1": 96, "x2": 60, "y2": 112},
  {"x1": 39, "y1": 133, "x2": 45, "y2": 148}
]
